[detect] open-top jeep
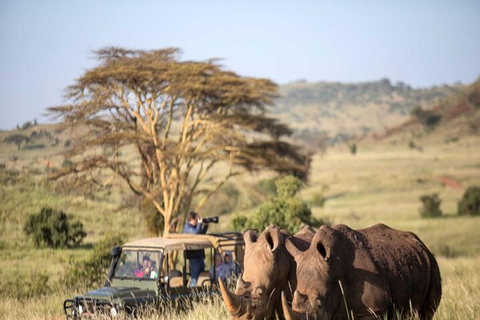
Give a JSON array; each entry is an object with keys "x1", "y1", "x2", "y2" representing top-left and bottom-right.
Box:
[{"x1": 63, "y1": 232, "x2": 244, "y2": 319}]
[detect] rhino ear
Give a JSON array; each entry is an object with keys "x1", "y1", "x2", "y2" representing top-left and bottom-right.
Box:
[
  {"x1": 243, "y1": 229, "x2": 258, "y2": 248},
  {"x1": 312, "y1": 226, "x2": 333, "y2": 262},
  {"x1": 264, "y1": 227, "x2": 282, "y2": 252},
  {"x1": 285, "y1": 237, "x2": 302, "y2": 261},
  {"x1": 316, "y1": 241, "x2": 330, "y2": 262}
]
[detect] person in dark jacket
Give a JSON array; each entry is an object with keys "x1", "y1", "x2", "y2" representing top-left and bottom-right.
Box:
[{"x1": 183, "y1": 211, "x2": 208, "y2": 286}]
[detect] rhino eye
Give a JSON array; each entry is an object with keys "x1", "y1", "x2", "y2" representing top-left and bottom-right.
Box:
[{"x1": 255, "y1": 287, "x2": 264, "y2": 296}]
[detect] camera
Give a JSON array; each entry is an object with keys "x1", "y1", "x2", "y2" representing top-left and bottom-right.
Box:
[{"x1": 202, "y1": 216, "x2": 219, "y2": 224}]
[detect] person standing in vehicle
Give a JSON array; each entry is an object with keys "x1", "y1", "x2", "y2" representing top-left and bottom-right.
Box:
[{"x1": 183, "y1": 211, "x2": 209, "y2": 286}]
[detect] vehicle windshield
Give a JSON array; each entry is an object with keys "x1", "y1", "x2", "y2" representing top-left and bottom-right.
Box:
[{"x1": 113, "y1": 249, "x2": 163, "y2": 280}]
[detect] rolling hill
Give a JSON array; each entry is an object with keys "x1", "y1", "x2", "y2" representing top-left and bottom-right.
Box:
[
  {"x1": 274, "y1": 78, "x2": 463, "y2": 144},
  {"x1": 371, "y1": 78, "x2": 480, "y2": 142}
]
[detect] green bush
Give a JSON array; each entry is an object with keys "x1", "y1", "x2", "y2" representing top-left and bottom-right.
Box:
[
  {"x1": 232, "y1": 176, "x2": 326, "y2": 234},
  {"x1": 62, "y1": 158, "x2": 73, "y2": 168},
  {"x1": 141, "y1": 198, "x2": 165, "y2": 236},
  {"x1": 349, "y1": 143, "x2": 357, "y2": 155},
  {"x1": 256, "y1": 178, "x2": 278, "y2": 195},
  {"x1": 310, "y1": 192, "x2": 326, "y2": 208},
  {"x1": 231, "y1": 215, "x2": 248, "y2": 231},
  {"x1": 64, "y1": 233, "x2": 125, "y2": 290},
  {"x1": 411, "y1": 105, "x2": 442, "y2": 130},
  {"x1": 458, "y1": 186, "x2": 480, "y2": 216},
  {"x1": 23, "y1": 207, "x2": 87, "y2": 248},
  {"x1": 419, "y1": 193, "x2": 443, "y2": 218}
]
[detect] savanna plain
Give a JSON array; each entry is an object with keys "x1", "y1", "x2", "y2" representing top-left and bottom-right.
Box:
[{"x1": 0, "y1": 124, "x2": 479, "y2": 320}]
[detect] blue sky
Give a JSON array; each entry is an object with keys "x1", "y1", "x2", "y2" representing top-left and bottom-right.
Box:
[{"x1": 1, "y1": 0, "x2": 479, "y2": 130}]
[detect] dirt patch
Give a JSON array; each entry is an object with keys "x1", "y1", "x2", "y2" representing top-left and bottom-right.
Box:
[{"x1": 438, "y1": 176, "x2": 462, "y2": 189}]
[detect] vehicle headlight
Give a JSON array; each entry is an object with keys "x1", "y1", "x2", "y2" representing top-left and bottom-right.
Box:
[
  {"x1": 110, "y1": 307, "x2": 117, "y2": 317},
  {"x1": 78, "y1": 305, "x2": 83, "y2": 315}
]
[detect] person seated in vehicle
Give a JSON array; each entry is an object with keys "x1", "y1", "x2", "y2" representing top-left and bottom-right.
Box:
[
  {"x1": 149, "y1": 260, "x2": 158, "y2": 279},
  {"x1": 134, "y1": 255, "x2": 152, "y2": 278},
  {"x1": 183, "y1": 211, "x2": 209, "y2": 286},
  {"x1": 209, "y1": 252, "x2": 230, "y2": 284},
  {"x1": 223, "y1": 250, "x2": 238, "y2": 277}
]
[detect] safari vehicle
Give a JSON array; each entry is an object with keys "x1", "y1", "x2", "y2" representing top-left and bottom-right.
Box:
[{"x1": 63, "y1": 232, "x2": 244, "y2": 319}]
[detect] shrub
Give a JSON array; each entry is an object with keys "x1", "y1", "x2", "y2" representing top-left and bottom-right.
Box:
[
  {"x1": 349, "y1": 143, "x2": 357, "y2": 155},
  {"x1": 141, "y1": 197, "x2": 165, "y2": 236},
  {"x1": 23, "y1": 207, "x2": 87, "y2": 248},
  {"x1": 256, "y1": 178, "x2": 278, "y2": 195},
  {"x1": 232, "y1": 176, "x2": 327, "y2": 234},
  {"x1": 64, "y1": 233, "x2": 125, "y2": 290},
  {"x1": 411, "y1": 105, "x2": 442, "y2": 130},
  {"x1": 21, "y1": 121, "x2": 33, "y2": 130},
  {"x1": 444, "y1": 136, "x2": 459, "y2": 144},
  {"x1": 62, "y1": 158, "x2": 73, "y2": 168},
  {"x1": 419, "y1": 193, "x2": 443, "y2": 218},
  {"x1": 310, "y1": 192, "x2": 326, "y2": 208},
  {"x1": 458, "y1": 186, "x2": 480, "y2": 216}
]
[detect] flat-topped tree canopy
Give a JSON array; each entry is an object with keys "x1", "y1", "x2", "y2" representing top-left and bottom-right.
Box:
[{"x1": 48, "y1": 47, "x2": 311, "y2": 235}]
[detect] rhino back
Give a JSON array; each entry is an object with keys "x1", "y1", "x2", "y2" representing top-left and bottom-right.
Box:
[{"x1": 356, "y1": 223, "x2": 439, "y2": 316}]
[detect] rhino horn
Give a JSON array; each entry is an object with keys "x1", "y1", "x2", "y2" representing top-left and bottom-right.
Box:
[
  {"x1": 219, "y1": 277, "x2": 243, "y2": 316},
  {"x1": 282, "y1": 291, "x2": 306, "y2": 320}
]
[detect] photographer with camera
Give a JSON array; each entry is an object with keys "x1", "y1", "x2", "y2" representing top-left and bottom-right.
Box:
[{"x1": 183, "y1": 211, "x2": 209, "y2": 287}]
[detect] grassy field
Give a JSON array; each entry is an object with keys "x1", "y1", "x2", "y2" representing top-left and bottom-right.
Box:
[
  {"x1": 1, "y1": 123, "x2": 480, "y2": 319},
  {"x1": 0, "y1": 257, "x2": 478, "y2": 320},
  {"x1": 303, "y1": 134, "x2": 480, "y2": 258}
]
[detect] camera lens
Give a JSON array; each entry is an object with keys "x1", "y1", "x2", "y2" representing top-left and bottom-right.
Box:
[{"x1": 202, "y1": 216, "x2": 219, "y2": 223}]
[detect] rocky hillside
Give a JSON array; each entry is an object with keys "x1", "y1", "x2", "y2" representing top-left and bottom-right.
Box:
[
  {"x1": 372, "y1": 78, "x2": 480, "y2": 141},
  {"x1": 274, "y1": 78, "x2": 462, "y2": 144}
]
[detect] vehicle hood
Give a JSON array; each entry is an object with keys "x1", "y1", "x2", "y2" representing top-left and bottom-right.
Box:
[{"x1": 83, "y1": 286, "x2": 156, "y2": 300}]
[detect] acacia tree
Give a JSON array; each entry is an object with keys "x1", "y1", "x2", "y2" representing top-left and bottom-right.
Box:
[{"x1": 48, "y1": 47, "x2": 310, "y2": 235}]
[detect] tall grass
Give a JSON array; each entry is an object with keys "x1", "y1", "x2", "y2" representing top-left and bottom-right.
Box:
[
  {"x1": 0, "y1": 257, "x2": 478, "y2": 320},
  {"x1": 1, "y1": 123, "x2": 480, "y2": 319}
]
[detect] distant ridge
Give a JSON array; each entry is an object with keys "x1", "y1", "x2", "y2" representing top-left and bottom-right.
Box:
[
  {"x1": 370, "y1": 78, "x2": 480, "y2": 141},
  {"x1": 274, "y1": 78, "x2": 463, "y2": 145}
]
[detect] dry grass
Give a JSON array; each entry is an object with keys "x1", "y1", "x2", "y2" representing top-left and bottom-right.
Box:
[
  {"x1": 1, "y1": 123, "x2": 480, "y2": 319},
  {"x1": 0, "y1": 257, "x2": 478, "y2": 320},
  {"x1": 302, "y1": 134, "x2": 480, "y2": 258}
]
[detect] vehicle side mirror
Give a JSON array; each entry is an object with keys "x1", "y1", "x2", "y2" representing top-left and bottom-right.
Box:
[{"x1": 111, "y1": 245, "x2": 122, "y2": 258}]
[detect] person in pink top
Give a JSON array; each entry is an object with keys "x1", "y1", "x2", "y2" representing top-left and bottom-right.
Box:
[{"x1": 134, "y1": 255, "x2": 152, "y2": 278}]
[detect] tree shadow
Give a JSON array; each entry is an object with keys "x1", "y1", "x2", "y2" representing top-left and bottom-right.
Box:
[
  {"x1": 23, "y1": 144, "x2": 46, "y2": 150},
  {"x1": 73, "y1": 242, "x2": 94, "y2": 250}
]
